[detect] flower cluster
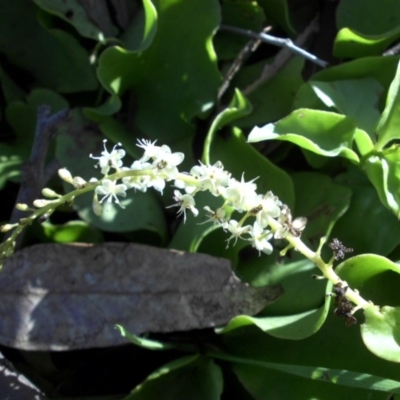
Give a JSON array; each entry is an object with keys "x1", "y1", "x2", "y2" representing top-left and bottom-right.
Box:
[{"x1": 87, "y1": 139, "x2": 307, "y2": 256}]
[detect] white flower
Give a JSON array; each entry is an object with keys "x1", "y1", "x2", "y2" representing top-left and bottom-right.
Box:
[
  {"x1": 95, "y1": 179, "x2": 127, "y2": 207},
  {"x1": 202, "y1": 206, "x2": 227, "y2": 226},
  {"x1": 137, "y1": 139, "x2": 184, "y2": 180},
  {"x1": 167, "y1": 190, "x2": 198, "y2": 222},
  {"x1": 225, "y1": 220, "x2": 252, "y2": 247},
  {"x1": 249, "y1": 222, "x2": 273, "y2": 255},
  {"x1": 255, "y1": 191, "x2": 282, "y2": 228},
  {"x1": 224, "y1": 175, "x2": 258, "y2": 212},
  {"x1": 189, "y1": 161, "x2": 230, "y2": 196},
  {"x1": 90, "y1": 140, "x2": 125, "y2": 175},
  {"x1": 153, "y1": 145, "x2": 184, "y2": 180},
  {"x1": 137, "y1": 139, "x2": 161, "y2": 162}
]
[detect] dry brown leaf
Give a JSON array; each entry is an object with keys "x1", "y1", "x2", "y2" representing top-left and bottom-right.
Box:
[{"x1": 0, "y1": 243, "x2": 282, "y2": 350}]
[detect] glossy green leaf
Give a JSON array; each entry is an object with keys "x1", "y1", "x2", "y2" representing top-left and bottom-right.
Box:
[
  {"x1": 39, "y1": 220, "x2": 104, "y2": 243},
  {"x1": 258, "y1": 0, "x2": 296, "y2": 35},
  {"x1": 210, "y1": 349, "x2": 400, "y2": 395},
  {"x1": 222, "y1": 313, "x2": 400, "y2": 399},
  {"x1": 310, "y1": 78, "x2": 382, "y2": 135},
  {"x1": 362, "y1": 305, "x2": 400, "y2": 363},
  {"x1": 33, "y1": 0, "x2": 110, "y2": 41},
  {"x1": 376, "y1": 60, "x2": 400, "y2": 149},
  {"x1": 336, "y1": 253, "x2": 400, "y2": 314},
  {"x1": 203, "y1": 89, "x2": 252, "y2": 164},
  {"x1": 331, "y1": 176, "x2": 400, "y2": 256},
  {"x1": 334, "y1": 27, "x2": 400, "y2": 58},
  {"x1": 123, "y1": 355, "x2": 223, "y2": 400},
  {"x1": 217, "y1": 281, "x2": 333, "y2": 339},
  {"x1": 248, "y1": 109, "x2": 360, "y2": 163},
  {"x1": 241, "y1": 258, "x2": 326, "y2": 316},
  {"x1": 337, "y1": 0, "x2": 400, "y2": 35},
  {"x1": 115, "y1": 325, "x2": 176, "y2": 351},
  {"x1": 292, "y1": 172, "x2": 352, "y2": 244},
  {"x1": 365, "y1": 147, "x2": 400, "y2": 218},
  {"x1": 234, "y1": 56, "x2": 304, "y2": 128},
  {"x1": 97, "y1": 0, "x2": 221, "y2": 142},
  {"x1": 122, "y1": 0, "x2": 157, "y2": 52},
  {"x1": 0, "y1": 0, "x2": 97, "y2": 92},
  {"x1": 294, "y1": 57, "x2": 399, "y2": 111},
  {"x1": 354, "y1": 128, "x2": 375, "y2": 156}
]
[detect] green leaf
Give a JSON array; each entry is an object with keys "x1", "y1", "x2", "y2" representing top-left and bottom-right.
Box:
[
  {"x1": 97, "y1": 0, "x2": 221, "y2": 141},
  {"x1": 0, "y1": 0, "x2": 97, "y2": 92},
  {"x1": 217, "y1": 281, "x2": 333, "y2": 339},
  {"x1": 39, "y1": 220, "x2": 104, "y2": 243},
  {"x1": 33, "y1": 0, "x2": 111, "y2": 41},
  {"x1": 336, "y1": 254, "x2": 400, "y2": 315},
  {"x1": 115, "y1": 325, "x2": 176, "y2": 351},
  {"x1": 121, "y1": 0, "x2": 158, "y2": 52},
  {"x1": 292, "y1": 172, "x2": 352, "y2": 244},
  {"x1": 248, "y1": 109, "x2": 360, "y2": 163},
  {"x1": 203, "y1": 89, "x2": 252, "y2": 164},
  {"x1": 294, "y1": 57, "x2": 400, "y2": 111},
  {"x1": 334, "y1": 27, "x2": 400, "y2": 58},
  {"x1": 337, "y1": 0, "x2": 400, "y2": 35},
  {"x1": 310, "y1": 78, "x2": 382, "y2": 135},
  {"x1": 331, "y1": 174, "x2": 400, "y2": 256},
  {"x1": 354, "y1": 128, "x2": 375, "y2": 156},
  {"x1": 234, "y1": 56, "x2": 305, "y2": 128},
  {"x1": 209, "y1": 349, "x2": 400, "y2": 395},
  {"x1": 362, "y1": 306, "x2": 400, "y2": 363},
  {"x1": 258, "y1": 0, "x2": 296, "y2": 35},
  {"x1": 123, "y1": 355, "x2": 223, "y2": 400},
  {"x1": 376, "y1": 60, "x2": 400, "y2": 149},
  {"x1": 364, "y1": 146, "x2": 400, "y2": 218},
  {"x1": 222, "y1": 314, "x2": 400, "y2": 399}
]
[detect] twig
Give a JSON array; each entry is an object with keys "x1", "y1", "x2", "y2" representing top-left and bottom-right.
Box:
[
  {"x1": 220, "y1": 23, "x2": 328, "y2": 68},
  {"x1": 242, "y1": 17, "x2": 323, "y2": 95},
  {"x1": 218, "y1": 26, "x2": 272, "y2": 101},
  {"x1": 8, "y1": 106, "x2": 69, "y2": 247}
]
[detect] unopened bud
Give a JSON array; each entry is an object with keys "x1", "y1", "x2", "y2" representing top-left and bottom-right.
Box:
[
  {"x1": 15, "y1": 203, "x2": 31, "y2": 211},
  {"x1": 18, "y1": 218, "x2": 30, "y2": 226},
  {"x1": 58, "y1": 168, "x2": 74, "y2": 184},
  {"x1": 92, "y1": 193, "x2": 103, "y2": 216},
  {"x1": 72, "y1": 176, "x2": 87, "y2": 188},
  {"x1": 0, "y1": 223, "x2": 17, "y2": 232},
  {"x1": 33, "y1": 199, "x2": 55, "y2": 208},
  {"x1": 42, "y1": 188, "x2": 61, "y2": 198}
]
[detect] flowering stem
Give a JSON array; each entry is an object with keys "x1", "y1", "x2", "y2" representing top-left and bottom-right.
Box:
[{"x1": 0, "y1": 139, "x2": 373, "y2": 316}]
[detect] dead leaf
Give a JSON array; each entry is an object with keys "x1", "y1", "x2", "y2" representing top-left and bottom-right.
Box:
[{"x1": 0, "y1": 243, "x2": 282, "y2": 350}]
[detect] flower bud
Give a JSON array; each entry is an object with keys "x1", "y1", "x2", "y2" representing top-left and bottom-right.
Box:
[
  {"x1": 72, "y1": 176, "x2": 87, "y2": 188},
  {"x1": 58, "y1": 168, "x2": 74, "y2": 184},
  {"x1": 15, "y1": 203, "x2": 31, "y2": 211},
  {"x1": 92, "y1": 193, "x2": 103, "y2": 216},
  {"x1": 0, "y1": 223, "x2": 17, "y2": 233},
  {"x1": 18, "y1": 218, "x2": 30, "y2": 226},
  {"x1": 42, "y1": 188, "x2": 61, "y2": 198},
  {"x1": 33, "y1": 199, "x2": 55, "y2": 208}
]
